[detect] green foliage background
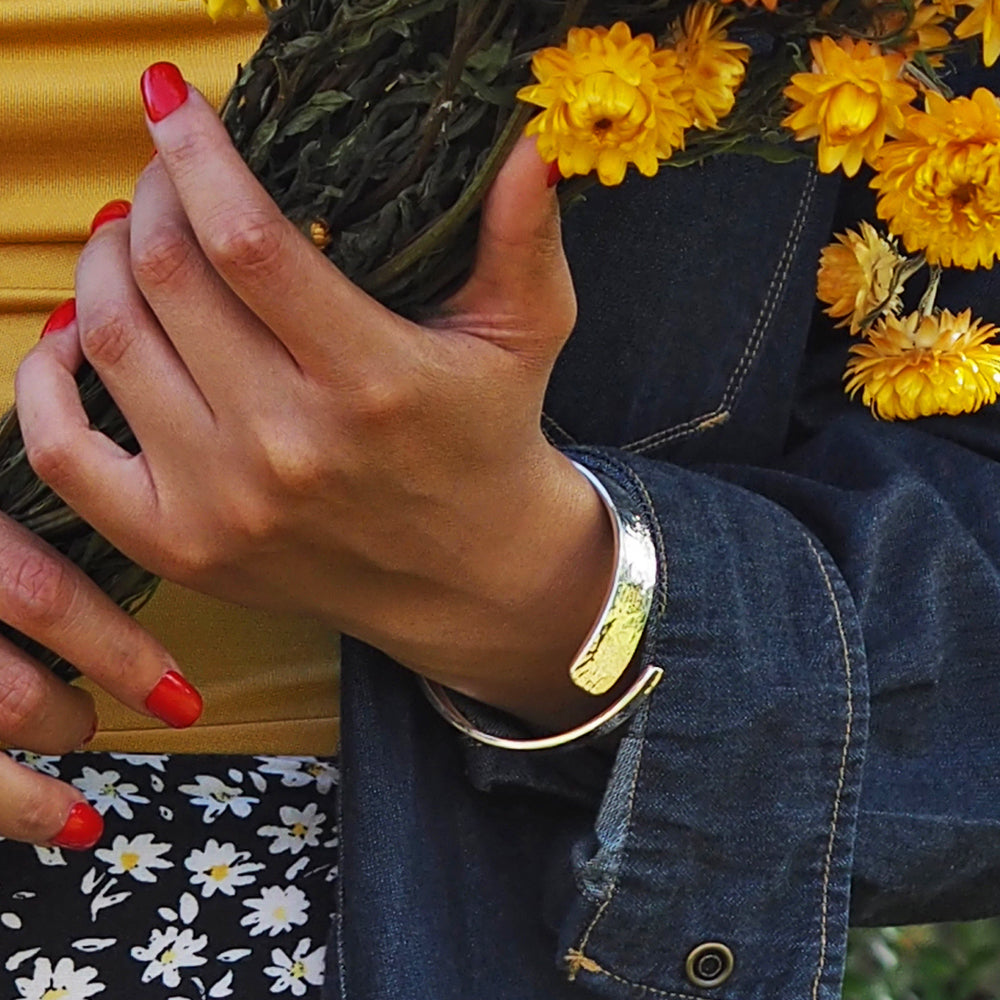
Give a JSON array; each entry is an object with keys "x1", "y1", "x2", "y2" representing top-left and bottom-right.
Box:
[{"x1": 846, "y1": 921, "x2": 1000, "y2": 1000}]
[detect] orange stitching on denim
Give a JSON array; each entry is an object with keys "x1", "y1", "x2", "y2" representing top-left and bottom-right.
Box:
[
  {"x1": 803, "y1": 533, "x2": 855, "y2": 1000},
  {"x1": 625, "y1": 167, "x2": 819, "y2": 454},
  {"x1": 565, "y1": 519, "x2": 855, "y2": 1000},
  {"x1": 542, "y1": 411, "x2": 577, "y2": 446},
  {"x1": 564, "y1": 952, "x2": 724, "y2": 1000}
]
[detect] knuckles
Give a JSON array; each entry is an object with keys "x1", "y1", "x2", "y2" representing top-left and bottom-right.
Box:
[
  {"x1": 24, "y1": 430, "x2": 78, "y2": 497},
  {"x1": 78, "y1": 313, "x2": 137, "y2": 370},
  {"x1": 202, "y1": 209, "x2": 287, "y2": 277},
  {"x1": 0, "y1": 665, "x2": 49, "y2": 744},
  {"x1": 131, "y1": 225, "x2": 200, "y2": 291},
  {"x1": 0, "y1": 548, "x2": 78, "y2": 634}
]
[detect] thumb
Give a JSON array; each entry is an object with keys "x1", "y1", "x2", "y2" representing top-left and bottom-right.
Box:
[{"x1": 445, "y1": 136, "x2": 577, "y2": 363}]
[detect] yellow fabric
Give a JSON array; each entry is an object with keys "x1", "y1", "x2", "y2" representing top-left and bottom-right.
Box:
[{"x1": 0, "y1": 0, "x2": 340, "y2": 754}]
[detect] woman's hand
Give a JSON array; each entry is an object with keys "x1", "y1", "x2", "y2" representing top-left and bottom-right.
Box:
[
  {"x1": 0, "y1": 512, "x2": 202, "y2": 849},
  {"x1": 17, "y1": 64, "x2": 615, "y2": 729}
]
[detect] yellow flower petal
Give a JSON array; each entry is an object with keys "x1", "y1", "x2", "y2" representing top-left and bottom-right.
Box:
[
  {"x1": 518, "y1": 22, "x2": 693, "y2": 185},
  {"x1": 782, "y1": 36, "x2": 917, "y2": 177},
  {"x1": 871, "y1": 88, "x2": 1000, "y2": 269},
  {"x1": 845, "y1": 309, "x2": 1000, "y2": 419},
  {"x1": 817, "y1": 222, "x2": 906, "y2": 334}
]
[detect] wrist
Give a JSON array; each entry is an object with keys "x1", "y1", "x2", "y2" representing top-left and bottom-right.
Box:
[{"x1": 412, "y1": 448, "x2": 645, "y2": 731}]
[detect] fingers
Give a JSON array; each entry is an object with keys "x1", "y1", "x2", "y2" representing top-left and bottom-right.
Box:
[
  {"x1": 0, "y1": 634, "x2": 96, "y2": 754},
  {"x1": 128, "y1": 161, "x2": 295, "y2": 406},
  {"x1": 16, "y1": 317, "x2": 159, "y2": 562},
  {"x1": 138, "y1": 62, "x2": 402, "y2": 375},
  {"x1": 443, "y1": 136, "x2": 577, "y2": 366},
  {"x1": 74, "y1": 198, "x2": 217, "y2": 453},
  {"x1": 0, "y1": 756, "x2": 103, "y2": 850},
  {"x1": 0, "y1": 510, "x2": 201, "y2": 729}
]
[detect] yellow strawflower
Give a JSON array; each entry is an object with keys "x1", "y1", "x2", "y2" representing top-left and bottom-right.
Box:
[
  {"x1": 194, "y1": 0, "x2": 267, "y2": 19},
  {"x1": 954, "y1": 0, "x2": 1000, "y2": 67},
  {"x1": 517, "y1": 22, "x2": 693, "y2": 185},
  {"x1": 817, "y1": 222, "x2": 906, "y2": 334},
  {"x1": 718, "y1": 0, "x2": 781, "y2": 11},
  {"x1": 868, "y1": 0, "x2": 952, "y2": 66},
  {"x1": 782, "y1": 36, "x2": 917, "y2": 177},
  {"x1": 871, "y1": 88, "x2": 1000, "y2": 270},
  {"x1": 672, "y1": 1, "x2": 751, "y2": 130},
  {"x1": 844, "y1": 308, "x2": 1000, "y2": 419}
]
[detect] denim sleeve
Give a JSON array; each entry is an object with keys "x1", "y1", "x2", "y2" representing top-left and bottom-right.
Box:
[
  {"x1": 456, "y1": 363, "x2": 1000, "y2": 999},
  {"x1": 456, "y1": 443, "x2": 870, "y2": 1000}
]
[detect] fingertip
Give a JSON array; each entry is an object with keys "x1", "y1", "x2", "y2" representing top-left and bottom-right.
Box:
[
  {"x1": 50, "y1": 800, "x2": 104, "y2": 851},
  {"x1": 144, "y1": 669, "x2": 203, "y2": 729}
]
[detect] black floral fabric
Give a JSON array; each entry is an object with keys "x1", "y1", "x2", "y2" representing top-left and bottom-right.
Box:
[{"x1": 0, "y1": 751, "x2": 339, "y2": 999}]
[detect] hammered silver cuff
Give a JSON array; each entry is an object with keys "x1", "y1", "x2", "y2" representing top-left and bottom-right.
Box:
[{"x1": 419, "y1": 459, "x2": 661, "y2": 751}]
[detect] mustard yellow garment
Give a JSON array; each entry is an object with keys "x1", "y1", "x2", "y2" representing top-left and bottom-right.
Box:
[{"x1": 0, "y1": 0, "x2": 340, "y2": 754}]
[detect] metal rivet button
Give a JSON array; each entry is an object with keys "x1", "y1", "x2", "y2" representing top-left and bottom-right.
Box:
[{"x1": 684, "y1": 942, "x2": 734, "y2": 989}]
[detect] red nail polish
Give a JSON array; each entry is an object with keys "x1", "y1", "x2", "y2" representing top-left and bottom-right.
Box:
[
  {"x1": 51, "y1": 802, "x2": 104, "y2": 851},
  {"x1": 80, "y1": 716, "x2": 99, "y2": 749},
  {"x1": 547, "y1": 160, "x2": 563, "y2": 188},
  {"x1": 41, "y1": 299, "x2": 76, "y2": 338},
  {"x1": 145, "y1": 670, "x2": 203, "y2": 728},
  {"x1": 141, "y1": 62, "x2": 188, "y2": 123},
  {"x1": 90, "y1": 200, "x2": 131, "y2": 235}
]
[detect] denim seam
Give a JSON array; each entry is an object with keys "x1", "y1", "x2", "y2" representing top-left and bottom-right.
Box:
[
  {"x1": 803, "y1": 533, "x2": 856, "y2": 1000},
  {"x1": 568, "y1": 693, "x2": 652, "y2": 960},
  {"x1": 565, "y1": 525, "x2": 856, "y2": 1000},
  {"x1": 542, "y1": 411, "x2": 578, "y2": 446},
  {"x1": 623, "y1": 167, "x2": 819, "y2": 454}
]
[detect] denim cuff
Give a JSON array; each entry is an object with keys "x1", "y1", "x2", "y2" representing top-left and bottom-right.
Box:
[{"x1": 458, "y1": 445, "x2": 870, "y2": 1000}]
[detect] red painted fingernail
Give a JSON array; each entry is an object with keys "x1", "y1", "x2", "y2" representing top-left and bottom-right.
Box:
[
  {"x1": 140, "y1": 62, "x2": 188, "y2": 123},
  {"x1": 547, "y1": 160, "x2": 563, "y2": 188},
  {"x1": 41, "y1": 298, "x2": 76, "y2": 338},
  {"x1": 51, "y1": 802, "x2": 104, "y2": 851},
  {"x1": 90, "y1": 200, "x2": 131, "y2": 236},
  {"x1": 145, "y1": 670, "x2": 203, "y2": 728}
]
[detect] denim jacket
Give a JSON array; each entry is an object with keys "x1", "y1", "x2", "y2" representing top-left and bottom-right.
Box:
[{"x1": 327, "y1": 107, "x2": 1000, "y2": 1000}]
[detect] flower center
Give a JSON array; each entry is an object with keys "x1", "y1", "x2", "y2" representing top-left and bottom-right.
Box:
[
  {"x1": 826, "y1": 84, "x2": 880, "y2": 141},
  {"x1": 291, "y1": 822, "x2": 308, "y2": 838},
  {"x1": 160, "y1": 948, "x2": 177, "y2": 966},
  {"x1": 210, "y1": 864, "x2": 231, "y2": 881},
  {"x1": 274, "y1": 906, "x2": 288, "y2": 922},
  {"x1": 120, "y1": 851, "x2": 140, "y2": 871},
  {"x1": 568, "y1": 71, "x2": 648, "y2": 143},
  {"x1": 291, "y1": 960, "x2": 307, "y2": 980},
  {"x1": 41, "y1": 990, "x2": 69, "y2": 1000}
]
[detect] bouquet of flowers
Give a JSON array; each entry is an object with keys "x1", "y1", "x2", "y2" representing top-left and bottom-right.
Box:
[{"x1": 2, "y1": 0, "x2": 998, "y2": 676}]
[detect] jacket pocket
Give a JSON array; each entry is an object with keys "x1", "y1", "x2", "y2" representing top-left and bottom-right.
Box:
[{"x1": 544, "y1": 156, "x2": 824, "y2": 459}]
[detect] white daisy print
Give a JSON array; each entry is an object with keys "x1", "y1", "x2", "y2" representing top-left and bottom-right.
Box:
[
  {"x1": 14, "y1": 955, "x2": 105, "y2": 1000},
  {"x1": 255, "y1": 758, "x2": 339, "y2": 795},
  {"x1": 108, "y1": 753, "x2": 169, "y2": 771},
  {"x1": 32, "y1": 845, "x2": 67, "y2": 867},
  {"x1": 130, "y1": 926, "x2": 207, "y2": 988},
  {"x1": 95, "y1": 834, "x2": 173, "y2": 884},
  {"x1": 178, "y1": 775, "x2": 259, "y2": 824},
  {"x1": 240, "y1": 885, "x2": 310, "y2": 937},
  {"x1": 9, "y1": 752, "x2": 61, "y2": 777},
  {"x1": 264, "y1": 937, "x2": 325, "y2": 996},
  {"x1": 72, "y1": 768, "x2": 150, "y2": 820},
  {"x1": 184, "y1": 839, "x2": 265, "y2": 898},
  {"x1": 258, "y1": 804, "x2": 325, "y2": 856}
]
